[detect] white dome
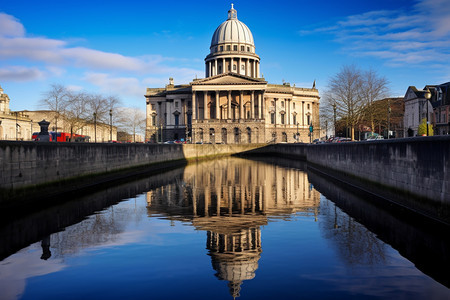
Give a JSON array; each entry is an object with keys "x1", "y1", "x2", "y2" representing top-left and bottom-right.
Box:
[{"x1": 210, "y1": 5, "x2": 254, "y2": 48}]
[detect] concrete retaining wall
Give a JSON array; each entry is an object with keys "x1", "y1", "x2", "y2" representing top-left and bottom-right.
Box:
[{"x1": 0, "y1": 141, "x2": 264, "y2": 192}]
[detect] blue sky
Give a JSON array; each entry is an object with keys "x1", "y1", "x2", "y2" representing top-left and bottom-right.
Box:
[{"x1": 1, "y1": 0, "x2": 449, "y2": 111}]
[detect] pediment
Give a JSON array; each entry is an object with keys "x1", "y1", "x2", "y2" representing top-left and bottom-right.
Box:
[{"x1": 191, "y1": 73, "x2": 267, "y2": 85}]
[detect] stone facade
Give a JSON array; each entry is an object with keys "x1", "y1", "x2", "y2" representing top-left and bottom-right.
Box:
[{"x1": 145, "y1": 5, "x2": 320, "y2": 144}]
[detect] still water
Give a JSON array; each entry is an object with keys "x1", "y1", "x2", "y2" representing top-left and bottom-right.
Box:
[{"x1": 0, "y1": 157, "x2": 449, "y2": 300}]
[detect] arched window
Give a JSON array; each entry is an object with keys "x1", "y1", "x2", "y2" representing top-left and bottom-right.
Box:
[
  {"x1": 221, "y1": 128, "x2": 227, "y2": 144},
  {"x1": 234, "y1": 127, "x2": 240, "y2": 143},
  {"x1": 282, "y1": 132, "x2": 287, "y2": 142},
  {"x1": 246, "y1": 127, "x2": 251, "y2": 143}
]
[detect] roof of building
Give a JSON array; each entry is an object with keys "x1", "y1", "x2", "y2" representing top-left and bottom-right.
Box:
[{"x1": 210, "y1": 4, "x2": 254, "y2": 48}]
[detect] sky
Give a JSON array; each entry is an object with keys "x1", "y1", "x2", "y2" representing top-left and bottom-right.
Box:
[{"x1": 0, "y1": 0, "x2": 449, "y2": 112}]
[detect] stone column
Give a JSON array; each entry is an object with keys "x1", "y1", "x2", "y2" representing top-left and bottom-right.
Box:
[
  {"x1": 239, "y1": 57, "x2": 242, "y2": 75},
  {"x1": 252, "y1": 60, "x2": 256, "y2": 78},
  {"x1": 192, "y1": 92, "x2": 197, "y2": 119},
  {"x1": 259, "y1": 92, "x2": 263, "y2": 119},
  {"x1": 256, "y1": 61, "x2": 260, "y2": 78},
  {"x1": 203, "y1": 91, "x2": 208, "y2": 119},
  {"x1": 302, "y1": 101, "x2": 305, "y2": 125},
  {"x1": 208, "y1": 61, "x2": 212, "y2": 78},
  {"x1": 245, "y1": 59, "x2": 249, "y2": 76},
  {"x1": 214, "y1": 59, "x2": 218, "y2": 76},
  {"x1": 222, "y1": 58, "x2": 225, "y2": 74},
  {"x1": 287, "y1": 99, "x2": 290, "y2": 125},
  {"x1": 231, "y1": 58, "x2": 234, "y2": 73},
  {"x1": 227, "y1": 91, "x2": 231, "y2": 119},
  {"x1": 215, "y1": 91, "x2": 220, "y2": 119},
  {"x1": 239, "y1": 91, "x2": 244, "y2": 119},
  {"x1": 251, "y1": 91, "x2": 255, "y2": 119}
]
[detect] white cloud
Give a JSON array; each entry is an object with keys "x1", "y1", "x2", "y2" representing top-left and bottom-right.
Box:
[
  {"x1": 84, "y1": 72, "x2": 144, "y2": 98},
  {"x1": 299, "y1": 0, "x2": 450, "y2": 69},
  {"x1": 0, "y1": 12, "x2": 202, "y2": 85},
  {"x1": 0, "y1": 66, "x2": 44, "y2": 81},
  {"x1": 0, "y1": 12, "x2": 25, "y2": 37}
]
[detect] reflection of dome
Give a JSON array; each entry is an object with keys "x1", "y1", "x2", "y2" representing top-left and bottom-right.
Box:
[{"x1": 210, "y1": 4, "x2": 254, "y2": 48}]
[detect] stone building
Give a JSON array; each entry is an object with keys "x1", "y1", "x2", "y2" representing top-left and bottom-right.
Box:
[
  {"x1": 428, "y1": 82, "x2": 450, "y2": 135},
  {"x1": 0, "y1": 85, "x2": 117, "y2": 142},
  {"x1": 403, "y1": 86, "x2": 434, "y2": 137},
  {"x1": 0, "y1": 85, "x2": 34, "y2": 140},
  {"x1": 145, "y1": 5, "x2": 320, "y2": 144}
]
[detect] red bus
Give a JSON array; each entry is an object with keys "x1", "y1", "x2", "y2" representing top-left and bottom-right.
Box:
[{"x1": 32, "y1": 132, "x2": 90, "y2": 142}]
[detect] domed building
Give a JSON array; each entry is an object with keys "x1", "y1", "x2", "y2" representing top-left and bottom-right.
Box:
[{"x1": 145, "y1": 5, "x2": 320, "y2": 144}]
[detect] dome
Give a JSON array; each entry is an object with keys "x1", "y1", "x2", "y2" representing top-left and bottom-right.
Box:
[{"x1": 210, "y1": 4, "x2": 254, "y2": 48}]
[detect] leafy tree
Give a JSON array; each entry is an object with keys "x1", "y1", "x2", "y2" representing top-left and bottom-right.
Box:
[{"x1": 418, "y1": 118, "x2": 434, "y2": 136}]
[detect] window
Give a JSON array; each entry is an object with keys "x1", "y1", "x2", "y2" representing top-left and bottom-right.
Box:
[
  {"x1": 293, "y1": 115, "x2": 297, "y2": 125},
  {"x1": 175, "y1": 101, "x2": 179, "y2": 108},
  {"x1": 293, "y1": 103, "x2": 295, "y2": 109},
  {"x1": 247, "y1": 47, "x2": 250, "y2": 52},
  {"x1": 307, "y1": 104, "x2": 310, "y2": 110},
  {"x1": 241, "y1": 64, "x2": 245, "y2": 70},
  {"x1": 152, "y1": 115, "x2": 156, "y2": 126},
  {"x1": 281, "y1": 113, "x2": 285, "y2": 124},
  {"x1": 227, "y1": 45, "x2": 231, "y2": 51},
  {"x1": 241, "y1": 46, "x2": 244, "y2": 51},
  {"x1": 233, "y1": 45, "x2": 237, "y2": 51},
  {"x1": 233, "y1": 64, "x2": 237, "y2": 71},
  {"x1": 271, "y1": 113, "x2": 275, "y2": 124},
  {"x1": 281, "y1": 101, "x2": 284, "y2": 106},
  {"x1": 220, "y1": 46, "x2": 223, "y2": 51},
  {"x1": 307, "y1": 115, "x2": 310, "y2": 125},
  {"x1": 175, "y1": 115, "x2": 179, "y2": 126}
]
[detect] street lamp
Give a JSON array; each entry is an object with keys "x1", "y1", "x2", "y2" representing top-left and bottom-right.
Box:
[
  {"x1": 93, "y1": 112, "x2": 97, "y2": 143},
  {"x1": 425, "y1": 88, "x2": 432, "y2": 136},
  {"x1": 332, "y1": 102, "x2": 337, "y2": 137},
  {"x1": 387, "y1": 99, "x2": 391, "y2": 139},
  {"x1": 109, "y1": 109, "x2": 113, "y2": 142}
]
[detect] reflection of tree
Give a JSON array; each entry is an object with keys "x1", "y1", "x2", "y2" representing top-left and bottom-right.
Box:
[{"x1": 319, "y1": 195, "x2": 387, "y2": 266}]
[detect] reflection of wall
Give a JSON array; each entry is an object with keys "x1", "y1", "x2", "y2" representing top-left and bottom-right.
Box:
[{"x1": 146, "y1": 157, "x2": 320, "y2": 297}]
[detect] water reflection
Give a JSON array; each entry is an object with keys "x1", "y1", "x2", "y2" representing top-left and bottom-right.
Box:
[{"x1": 146, "y1": 158, "x2": 320, "y2": 297}]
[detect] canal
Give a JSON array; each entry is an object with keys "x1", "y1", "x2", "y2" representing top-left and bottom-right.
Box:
[{"x1": 0, "y1": 157, "x2": 449, "y2": 299}]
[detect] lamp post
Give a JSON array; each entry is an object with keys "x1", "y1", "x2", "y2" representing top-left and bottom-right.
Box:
[
  {"x1": 387, "y1": 99, "x2": 391, "y2": 139},
  {"x1": 424, "y1": 88, "x2": 431, "y2": 136},
  {"x1": 109, "y1": 109, "x2": 113, "y2": 142},
  {"x1": 93, "y1": 112, "x2": 97, "y2": 143},
  {"x1": 332, "y1": 102, "x2": 337, "y2": 137}
]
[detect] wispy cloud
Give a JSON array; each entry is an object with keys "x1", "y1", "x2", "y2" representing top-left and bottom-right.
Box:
[
  {"x1": 0, "y1": 11, "x2": 202, "y2": 98},
  {"x1": 299, "y1": 0, "x2": 450, "y2": 68}
]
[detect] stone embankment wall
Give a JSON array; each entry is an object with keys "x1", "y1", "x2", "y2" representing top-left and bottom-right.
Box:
[{"x1": 0, "y1": 141, "x2": 263, "y2": 192}]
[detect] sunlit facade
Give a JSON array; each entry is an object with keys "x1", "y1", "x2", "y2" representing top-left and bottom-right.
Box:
[{"x1": 145, "y1": 5, "x2": 320, "y2": 144}]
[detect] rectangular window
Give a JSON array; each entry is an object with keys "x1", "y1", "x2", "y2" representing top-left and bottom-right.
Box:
[
  {"x1": 293, "y1": 103, "x2": 295, "y2": 109},
  {"x1": 241, "y1": 46, "x2": 244, "y2": 51},
  {"x1": 247, "y1": 47, "x2": 250, "y2": 52},
  {"x1": 175, "y1": 102, "x2": 179, "y2": 108},
  {"x1": 227, "y1": 45, "x2": 231, "y2": 51},
  {"x1": 307, "y1": 104, "x2": 310, "y2": 110},
  {"x1": 220, "y1": 46, "x2": 223, "y2": 51},
  {"x1": 175, "y1": 115, "x2": 179, "y2": 126},
  {"x1": 281, "y1": 101, "x2": 284, "y2": 107},
  {"x1": 152, "y1": 115, "x2": 156, "y2": 126},
  {"x1": 307, "y1": 115, "x2": 310, "y2": 125},
  {"x1": 293, "y1": 115, "x2": 297, "y2": 125},
  {"x1": 233, "y1": 45, "x2": 237, "y2": 51},
  {"x1": 271, "y1": 113, "x2": 275, "y2": 124},
  {"x1": 281, "y1": 114, "x2": 285, "y2": 124}
]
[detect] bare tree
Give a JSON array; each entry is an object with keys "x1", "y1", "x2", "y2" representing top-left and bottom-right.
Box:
[
  {"x1": 116, "y1": 107, "x2": 146, "y2": 142},
  {"x1": 40, "y1": 83, "x2": 70, "y2": 138},
  {"x1": 65, "y1": 91, "x2": 90, "y2": 141},
  {"x1": 361, "y1": 69, "x2": 389, "y2": 133},
  {"x1": 323, "y1": 65, "x2": 365, "y2": 140}
]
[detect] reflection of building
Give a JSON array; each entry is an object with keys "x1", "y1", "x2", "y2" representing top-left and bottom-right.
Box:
[
  {"x1": 146, "y1": 158, "x2": 320, "y2": 298},
  {"x1": 145, "y1": 5, "x2": 320, "y2": 144}
]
